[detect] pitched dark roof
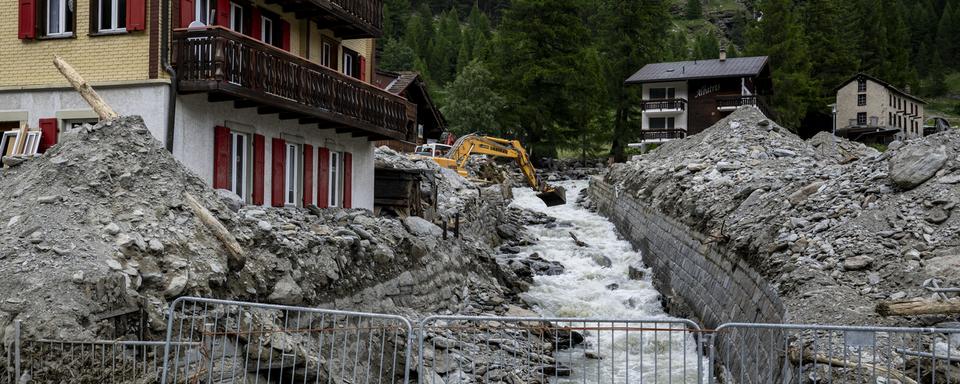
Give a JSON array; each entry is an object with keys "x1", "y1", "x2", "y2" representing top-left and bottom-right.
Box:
[
  {"x1": 384, "y1": 72, "x2": 420, "y2": 95},
  {"x1": 835, "y1": 72, "x2": 926, "y2": 104},
  {"x1": 625, "y1": 56, "x2": 770, "y2": 84}
]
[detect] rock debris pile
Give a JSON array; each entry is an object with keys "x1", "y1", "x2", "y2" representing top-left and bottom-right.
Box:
[
  {"x1": 604, "y1": 107, "x2": 960, "y2": 325},
  {"x1": 0, "y1": 117, "x2": 518, "y2": 347}
]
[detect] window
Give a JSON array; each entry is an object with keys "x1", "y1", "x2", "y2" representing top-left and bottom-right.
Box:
[
  {"x1": 649, "y1": 117, "x2": 676, "y2": 129},
  {"x1": 194, "y1": 0, "x2": 212, "y2": 24},
  {"x1": 46, "y1": 0, "x2": 75, "y2": 37},
  {"x1": 230, "y1": 132, "x2": 249, "y2": 200},
  {"x1": 96, "y1": 0, "x2": 126, "y2": 32},
  {"x1": 64, "y1": 118, "x2": 97, "y2": 132},
  {"x1": 342, "y1": 48, "x2": 360, "y2": 79},
  {"x1": 321, "y1": 42, "x2": 333, "y2": 68},
  {"x1": 229, "y1": 2, "x2": 243, "y2": 33},
  {"x1": 328, "y1": 151, "x2": 343, "y2": 207},
  {"x1": 343, "y1": 54, "x2": 354, "y2": 77},
  {"x1": 0, "y1": 131, "x2": 19, "y2": 157},
  {"x1": 261, "y1": 16, "x2": 273, "y2": 45},
  {"x1": 857, "y1": 94, "x2": 866, "y2": 106},
  {"x1": 284, "y1": 143, "x2": 300, "y2": 206},
  {"x1": 649, "y1": 87, "x2": 676, "y2": 100},
  {"x1": 857, "y1": 112, "x2": 867, "y2": 126},
  {"x1": 857, "y1": 78, "x2": 867, "y2": 92},
  {"x1": 889, "y1": 112, "x2": 893, "y2": 127},
  {"x1": 889, "y1": 94, "x2": 893, "y2": 106}
]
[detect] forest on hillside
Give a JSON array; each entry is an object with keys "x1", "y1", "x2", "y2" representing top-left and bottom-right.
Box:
[{"x1": 377, "y1": 0, "x2": 960, "y2": 160}]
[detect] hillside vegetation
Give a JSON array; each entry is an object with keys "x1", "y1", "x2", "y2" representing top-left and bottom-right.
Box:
[{"x1": 380, "y1": 0, "x2": 960, "y2": 159}]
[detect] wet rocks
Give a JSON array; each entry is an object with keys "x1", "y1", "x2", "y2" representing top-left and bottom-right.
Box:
[
  {"x1": 628, "y1": 264, "x2": 646, "y2": 280},
  {"x1": 590, "y1": 253, "x2": 613, "y2": 268}
]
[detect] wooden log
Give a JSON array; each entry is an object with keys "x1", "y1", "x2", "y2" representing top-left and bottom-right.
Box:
[
  {"x1": 569, "y1": 232, "x2": 587, "y2": 247},
  {"x1": 788, "y1": 347, "x2": 918, "y2": 384},
  {"x1": 52, "y1": 56, "x2": 118, "y2": 120},
  {"x1": 184, "y1": 192, "x2": 246, "y2": 271},
  {"x1": 13, "y1": 121, "x2": 28, "y2": 155},
  {"x1": 876, "y1": 298, "x2": 960, "y2": 317}
]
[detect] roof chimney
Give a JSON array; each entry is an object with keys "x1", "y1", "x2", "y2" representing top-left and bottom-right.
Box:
[{"x1": 719, "y1": 46, "x2": 727, "y2": 62}]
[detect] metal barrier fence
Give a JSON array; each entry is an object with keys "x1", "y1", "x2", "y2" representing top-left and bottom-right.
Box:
[
  {"x1": 2, "y1": 320, "x2": 197, "y2": 384},
  {"x1": 160, "y1": 297, "x2": 415, "y2": 384},
  {"x1": 418, "y1": 315, "x2": 705, "y2": 384},
  {"x1": 709, "y1": 322, "x2": 960, "y2": 384}
]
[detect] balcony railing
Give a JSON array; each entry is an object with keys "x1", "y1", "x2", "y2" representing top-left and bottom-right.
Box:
[
  {"x1": 297, "y1": 0, "x2": 382, "y2": 37},
  {"x1": 637, "y1": 129, "x2": 687, "y2": 142},
  {"x1": 641, "y1": 98, "x2": 687, "y2": 112},
  {"x1": 173, "y1": 27, "x2": 409, "y2": 140},
  {"x1": 716, "y1": 95, "x2": 774, "y2": 119},
  {"x1": 331, "y1": 0, "x2": 382, "y2": 33}
]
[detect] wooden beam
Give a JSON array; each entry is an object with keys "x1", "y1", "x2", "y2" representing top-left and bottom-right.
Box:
[
  {"x1": 335, "y1": 127, "x2": 353, "y2": 134},
  {"x1": 298, "y1": 118, "x2": 319, "y2": 125},
  {"x1": 257, "y1": 106, "x2": 280, "y2": 115},
  {"x1": 234, "y1": 100, "x2": 257, "y2": 109},
  {"x1": 208, "y1": 93, "x2": 234, "y2": 103},
  {"x1": 876, "y1": 298, "x2": 960, "y2": 317},
  {"x1": 279, "y1": 112, "x2": 302, "y2": 120}
]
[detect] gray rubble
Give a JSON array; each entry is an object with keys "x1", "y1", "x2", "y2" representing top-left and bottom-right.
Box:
[{"x1": 601, "y1": 107, "x2": 960, "y2": 326}]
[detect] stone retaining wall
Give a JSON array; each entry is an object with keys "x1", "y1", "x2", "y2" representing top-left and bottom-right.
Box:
[{"x1": 589, "y1": 177, "x2": 789, "y2": 382}]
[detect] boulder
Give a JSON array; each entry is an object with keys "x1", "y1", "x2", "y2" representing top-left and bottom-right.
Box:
[
  {"x1": 215, "y1": 189, "x2": 245, "y2": 212},
  {"x1": 267, "y1": 274, "x2": 303, "y2": 305},
  {"x1": 842, "y1": 256, "x2": 874, "y2": 271},
  {"x1": 889, "y1": 144, "x2": 948, "y2": 189},
  {"x1": 403, "y1": 216, "x2": 443, "y2": 237}
]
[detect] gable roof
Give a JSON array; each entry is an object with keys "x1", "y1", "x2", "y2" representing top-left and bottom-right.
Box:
[
  {"x1": 835, "y1": 72, "x2": 926, "y2": 104},
  {"x1": 375, "y1": 70, "x2": 448, "y2": 133},
  {"x1": 625, "y1": 56, "x2": 770, "y2": 84},
  {"x1": 383, "y1": 72, "x2": 420, "y2": 95}
]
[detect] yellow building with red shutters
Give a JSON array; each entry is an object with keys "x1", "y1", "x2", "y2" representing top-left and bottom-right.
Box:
[{"x1": 0, "y1": 0, "x2": 413, "y2": 210}]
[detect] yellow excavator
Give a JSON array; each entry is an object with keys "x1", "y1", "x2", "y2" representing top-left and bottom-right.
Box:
[{"x1": 429, "y1": 134, "x2": 567, "y2": 206}]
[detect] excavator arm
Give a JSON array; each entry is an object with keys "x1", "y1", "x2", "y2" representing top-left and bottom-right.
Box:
[{"x1": 432, "y1": 134, "x2": 566, "y2": 206}]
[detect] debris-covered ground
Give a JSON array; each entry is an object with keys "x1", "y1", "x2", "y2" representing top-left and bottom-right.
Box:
[
  {"x1": 0, "y1": 116, "x2": 532, "y2": 346},
  {"x1": 602, "y1": 107, "x2": 960, "y2": 326}
]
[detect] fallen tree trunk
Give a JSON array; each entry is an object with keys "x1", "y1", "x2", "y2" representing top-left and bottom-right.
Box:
[
  {"x1": 876, "y1": 298, "x2": 960, "y2": 317},
  {"x1": 184, "y1": 192, "x2": 245, "y2": 271},
  {"x1": 53, "y1": 56, "x2": 118, "y2": 120},
  {"x1": 569, "y1": 232, "x2": 587, "y2": 247},
  {"x1": 788, "y1": 347, "x2": 918, "y2": 384}
]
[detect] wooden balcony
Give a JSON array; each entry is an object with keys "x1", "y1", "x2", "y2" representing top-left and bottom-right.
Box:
[
  {"x1": 173, "y1": 27, "x2": 410, "y2": 141},
  {"x1": 267, "y1": 0, "x2": 382, "y2": 38},
  {"x1": 716, "y1": 95, "x2": 774, "y2": 119},
  {"x1": 636, "y1": 128, "x2": 686, "y2": 143},
  {"x1": 640, "y1": 98, "x2": 686, "y2": 115}
]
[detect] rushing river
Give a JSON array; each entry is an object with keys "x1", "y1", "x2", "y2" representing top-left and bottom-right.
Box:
[{"x1": 509, "y1": 179, "x2": 705, "y2": 383}]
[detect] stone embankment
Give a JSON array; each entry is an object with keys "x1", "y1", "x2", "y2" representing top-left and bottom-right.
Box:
[{"x1": 590, "y1": 107, "x2": 960, "y2": 328}]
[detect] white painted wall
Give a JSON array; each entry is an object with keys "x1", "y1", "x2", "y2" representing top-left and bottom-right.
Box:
[
  {"x1": 0, "y1": 83, "x2": 169, "y2": 140},
  {"x1": 640, "y1": 81, "x2": 689, "y2": 131},
  {"x1": 173, "y1": 94, "x2": 375, "y2": 210}
]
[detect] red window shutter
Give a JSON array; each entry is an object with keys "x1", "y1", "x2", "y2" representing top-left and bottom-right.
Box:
[
  {"x1": 18, "y1": 0, "x2": 36, "y2": 39},
  {"x1": 343, "y1": 152, "x2": 352, "y2": 208},
  {"x1": 252, "y1": 134, "x2": 265, "y2": 205},
  {"x1": 250, "y1": 7, "x2": 261, "y2": 40},
  {"x1": 271, "y1": 138, "x2": 285, "y2": 207},
  {"x1": 302, "y1": 144, "x2": 314, "y2": 206},
  {"x1": 179, "y1": 0, "x2": 195, "y2": 28},
  {"x1": 280, "y1": 20, "x2": 291, "y2": 51},
  {"x1": 38, "y1": 118, "x2": 57, "y2": 152},
  {"x1": 359, "y1": 56, "x2": 366, "y2": 82},
  {"x1": 213, "y1": 126, "x2": 231, "y2": 190},
  {"x1": 216, "y1": 0, "x2": 230, "y2": 26},
  {"x1": 126, "y1": 0, "x2": 146, "y2": 31},
  {"x1": 317, "y1": 147, "x2": 329, "y2": 208}
]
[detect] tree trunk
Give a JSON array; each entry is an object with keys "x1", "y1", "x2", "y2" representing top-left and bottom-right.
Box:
[
  {"x1": 53, "y1": 56, "x2": 118, "y2": 120},
  {"x1": 184, "y1": 192, "x2": 246, "y2": 271},
  {"x1": 876, "y1": 298, "x2": 960, "y2": 317},
  {"x1": 609, "y1": 105, "x2": 627, "y2": 163}
]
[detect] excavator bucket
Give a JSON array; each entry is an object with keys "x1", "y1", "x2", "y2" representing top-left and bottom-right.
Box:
[{"x1": 537, "y1": 186, "x2": 567, "y2": 207}]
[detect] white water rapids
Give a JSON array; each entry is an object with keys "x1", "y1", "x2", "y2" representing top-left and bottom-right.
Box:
[{"x1": 508, "y1": 179, "x2": 705, "y2": 383}]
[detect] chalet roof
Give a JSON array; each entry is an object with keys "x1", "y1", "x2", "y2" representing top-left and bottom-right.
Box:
[
  {"x1": 625, "y1": 56, "x2": 770, "y2": 84},
  {"x1": 384, "y1": 71, "x2": 420, "y2": 95},
  {"x1": 835, "y1": 72, "x2": 927, "y2": 104}
]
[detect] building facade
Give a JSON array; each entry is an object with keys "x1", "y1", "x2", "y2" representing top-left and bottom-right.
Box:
[
  {"x1": 0, "y1": 0, "x2": 412, "y2": 210},
  {"x1": 834, "y1": 73, "x2": 926, "y2": 144},
  {"x1": 624, "y1": 52, "x2": 773, "y2": 145}
]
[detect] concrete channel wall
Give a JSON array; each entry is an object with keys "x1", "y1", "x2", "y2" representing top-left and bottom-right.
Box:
[{"x1": 588, "y1": 177, "x2": 789, "y2": 382}]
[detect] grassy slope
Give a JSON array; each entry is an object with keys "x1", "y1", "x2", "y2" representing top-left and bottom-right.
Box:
[{"x1": 925, "y1": 73, "x2": 960, "y2": 127}]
